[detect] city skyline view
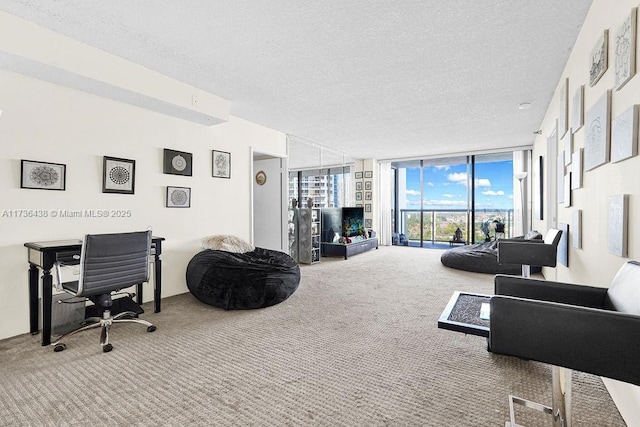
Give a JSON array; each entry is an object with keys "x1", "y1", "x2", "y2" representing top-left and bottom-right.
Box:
[{"x1": 401, "y1": 159, "x2": 515, "y2": 212}]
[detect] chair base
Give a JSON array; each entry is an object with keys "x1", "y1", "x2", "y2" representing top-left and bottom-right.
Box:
[
  {"x1": 505, "y1": 366, "x2": 572, "y2": 427},
  {"x1": 51, "y1": 310, "x2": 156, "y2": 352}
]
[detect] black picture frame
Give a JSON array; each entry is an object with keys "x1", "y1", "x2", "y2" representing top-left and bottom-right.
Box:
[
  {"x1": 355, "y1": 203, "x2": 363, "y2": 207},
  {"x1": 20, "y1": 159, "x2": 66, "y2": 190},
  {"x1": 356, "y1": 192, "x2": 363, "y2": 201},
  {"x1": 365, "y1": 191, "x2": 372, "y2": 200},
  {"x1": 364, "y1": 171, "x2": 373, "y2": 178},
  {"x1": 355, "y1": 171, "x2": 363, "y2": 179},
  {"x1": 103, "y1": 156, "x2": 135, "y2": 194},
  {"x1": 365, "y1": 181, "x2": 372, "y2": 190},
  {"x1": 365, "y1": 219, "x2": 372, "y2": 228},
  {"x1": 355, "y1": 181, "x2": 363, "y2": 191},
  {"x1": 212, "y1": 150, "x2": 231, "y2": 179},
  {"x1": 163, "y1": 149, "x2": 192, "y2": 176},
  {"x1": 365, "y1": 203, "x2": 372, "y2": 213},
  {"x1": 166, "y1": 186, "x2": 191, "y2": 208}
]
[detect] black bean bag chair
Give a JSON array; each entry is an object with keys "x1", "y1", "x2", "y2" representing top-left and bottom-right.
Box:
[
  {"x1": 186, "y1": 247, "x2": 300, "y2": 310},
  {"x1": 440, "y1": 231, "x2": 543, "y2": 275}
]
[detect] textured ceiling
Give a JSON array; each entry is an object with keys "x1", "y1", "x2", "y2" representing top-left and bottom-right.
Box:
[{"x1": 0, "y1": 1, "x2": 593, "y2": 163}]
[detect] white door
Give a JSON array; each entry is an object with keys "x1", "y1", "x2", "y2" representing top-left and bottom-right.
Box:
[{"x1": 252, "y1": 155, "x2": 286, "y2": 251}]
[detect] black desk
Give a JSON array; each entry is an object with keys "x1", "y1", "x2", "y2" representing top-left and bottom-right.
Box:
[{"x1": 24, "y1": 237, "x2": 165, "y2": 346}]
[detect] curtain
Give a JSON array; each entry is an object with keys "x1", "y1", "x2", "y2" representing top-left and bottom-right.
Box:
[{"x1": 378, "y1": 162, "x2": 393, "y2": 246}]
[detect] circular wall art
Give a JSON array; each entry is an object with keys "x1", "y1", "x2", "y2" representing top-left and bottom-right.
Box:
[
  {"x1": 255, "y1": 170, "x2": 267, "y2": 185},
  {"x1": 102, "y1": 156, "x2": 136, "y2": 194},
  {"x1": 163, "y1": 148, "x2": 193, "y2": 176}
]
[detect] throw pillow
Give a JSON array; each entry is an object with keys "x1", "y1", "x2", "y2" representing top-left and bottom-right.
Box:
[{"x1": 201, "y1": 235, "x2": 255, "y2": 253}]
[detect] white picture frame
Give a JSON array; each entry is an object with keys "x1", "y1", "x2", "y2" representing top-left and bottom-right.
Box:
[
  {"x1": 571, "y1": 149, "x2": 583, "y2": 189},
  {"x1": 557, "y1": 151, "x2": 565, "y2": 205},
  {"x1": 615, "y1": 8, "x2": 637, "y2": 90},
  {"x1": 572, "y1": 209, "x2": 582, "y2": 249},
  {"x1": 558, "y1": 78, "x2": 569, "y2": 137},
  {"x1": 611, "y1": 104, "x2": 639, "y2": 163},
  {"x1": 608, "y1": 194, "x2": 628, "y2": 257},
  {"x1": 561, "y1": 131, "x2": 573, "y2": 166},
  {"x1": 571, "y1": 85, "x2": 584, "y2": 133},
  {"x1": 590, "y1": 30, "x2": 608, "y2": 87},
  {"x1": 584, "y1": 90, "x2": 611, "y2": 171}
]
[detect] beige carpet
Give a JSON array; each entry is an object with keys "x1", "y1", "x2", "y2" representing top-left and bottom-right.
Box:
[{"x1": 0, "y1": 246, "x2": 625, "y2": 426}]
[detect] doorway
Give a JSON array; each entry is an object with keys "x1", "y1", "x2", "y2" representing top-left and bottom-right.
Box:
[{"x1": 252, "y1": 151, "x2": 287, "y2": 251}]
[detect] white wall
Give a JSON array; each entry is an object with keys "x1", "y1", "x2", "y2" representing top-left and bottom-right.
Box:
[
  {"x1": 0, "y1": 18, "x2": 286, "y2": 341},
  {"x1": 532, "y1": 1, "x2": 640, "y2": 424}
]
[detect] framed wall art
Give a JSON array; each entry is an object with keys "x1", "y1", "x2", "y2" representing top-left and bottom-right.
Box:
[
  {"x1": 558, "y1": 223, "x2": 569, "y2": 267},
  {"x1": 611, "y1": 104, "x2": 638, "y2": 163},
  {"x1": 571, "y1": 148, "x2": 583, "y2": 189},
  {"x1": 103, "y1": 156, "x2": 135, "y2": 194},
  {"x1": 355, "y1": 171, "x2": 363, "y2": 179},
  {"x1": 212, "y1": 150, "x2": 231, "y2": 179},
  {"x1": 166, "y1": 186, "x2": 191, "y2": 208},
  {"x1": 589, "y1": 29, "x2": 608, "y2": 87},
  {"x1": 535, "y1": 155, "x2": 544, "y2": 220},
  {"x1": 355, "y1": 182, "x2": 363, "y2": 191},
  {"x1": 20, "y1": 159, "x2": 66, "y2": 190},
  {"x1": 163, "y1": 149, "x2": 192, "y2": 176},
  {"x1": 564, "y1": 173, "x2": 572, "y2": 207},
  {"x1": 608, "y1": 194, "x2": 628, "y2": 257},
  {"x1": 365, "y1": 219, "x2": 372, "y2": 228},
  {"x1": 365, "y1": 181, "x2": 372, "y2": 190},
  {"x1": 356, "y1": 192, "x2": 363, "y2": 201},
  {"x1": 572, "y1": 209, "x2": 582, "y2": 249},
  {"x1": 558, "y1": 78, "x2": 569, "y2": 137},
  {"x1": 614, "y1": 8, "x2": 637, "y2": 90},
  {"x1": 365, "y1": 204, "x2": 372, "y2": 213},
  {"x1": 561, "y1": 131, "x2": 573, "y2": 166},
  {"x1": 355, "y1": 203, "x2": 363, "y2": 207},
  {"x1": 365, "y1": 191, "x2": 372, "y2": 200},
  {"x1": 584, "y1": 90, "x2": 611, "y2": 171},
  {"x1": 364, "y1": 171, "x2": 373, "y2": 179},
  {"x1": 557, "y1": 151, "x2": 565, "y2": 205},
  {"x1": 571, "y1": 85, "x2": 584, "y2": 133}
]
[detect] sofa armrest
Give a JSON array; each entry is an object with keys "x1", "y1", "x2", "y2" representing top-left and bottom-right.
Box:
[
  {"x1": 489, "y1": 296, "x2": 640, "y2": 386},
  {"x1": 494, "y1": 275, "x2": 608, "y2": 308},
  {"x1": 497, "y1": 240, "x2": 557, "y2": 267}
]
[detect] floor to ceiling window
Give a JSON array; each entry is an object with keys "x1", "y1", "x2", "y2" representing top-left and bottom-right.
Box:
[
  {"x1": 392, "y1": 152, "x2": 517, "y2": 247},
  {"x1": 288, "y1": 166, "x2": 351, "y2": 209}
]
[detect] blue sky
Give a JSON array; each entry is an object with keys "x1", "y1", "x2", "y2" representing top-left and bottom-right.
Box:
[{"x1": 402, "y1": 160, "x2": 514, "y2": 211}]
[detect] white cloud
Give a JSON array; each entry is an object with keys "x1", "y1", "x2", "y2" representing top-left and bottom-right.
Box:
[
  {"x1": 482, "y1": 190, "x2": 505, "y2": 196},
  {"x1": 447, "y1": 172, "x2": 467, "y2": 183},
  {"x1": 434, "y1": 165, "x2": 450, "y2": 171},
  {"x1": 426, "y1": 181, "x2": 435, "y2": 187},
  {"x1": 475, "y1": 178, "x2": 491, "y2": 187},
  {"x1": 443, "y1": 194, "x2": 455, "y2": 198},
  {"x1": 405, "y1": 189, "x2": 421, "y2": 196}
]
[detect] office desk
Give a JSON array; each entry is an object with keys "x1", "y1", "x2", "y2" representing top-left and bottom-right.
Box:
[{"x1": 24, "y1": 236, "x2": 165, "y2": 346}]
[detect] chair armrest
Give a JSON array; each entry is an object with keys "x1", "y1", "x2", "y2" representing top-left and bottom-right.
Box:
[
  {"x1": 494, "y1": 275, "x2": 608, "y2": 308},
  {"x1": 489, "y1": 296, "x2": 640, "y2": 386},
  {"x1": 497, "y1": 240, "x2": 557, "y2": 267}
]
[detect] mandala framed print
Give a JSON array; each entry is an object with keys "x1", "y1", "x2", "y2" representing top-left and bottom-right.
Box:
[
  {"x1": 103, "y1": 156, "x2": 135, "y2": 194},
  {"x1": 21, "y1": 160, "x2": 66, "y2": 190},
  {"x1": 163, "y1": 148, "x2": 192, "y2": 176},
  {"x1": 166, "y1": 186, "x2": 191, "y2": 208},
  {"x1": 212, "y1": 150, "x2": 231, "y2": 179}
]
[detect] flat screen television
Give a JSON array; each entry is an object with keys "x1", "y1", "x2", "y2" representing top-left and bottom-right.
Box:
[
  {"x1": 342, "y1": 207, "x2": 365, "y2": 237},
  {"x1": 321, "y1": 208, "x2": 342, "y2": 242}
]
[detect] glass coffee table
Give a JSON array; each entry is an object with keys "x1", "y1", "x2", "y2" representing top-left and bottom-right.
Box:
[{"x1": 437, "y1": 291, "x2": 491, "y2": 338}]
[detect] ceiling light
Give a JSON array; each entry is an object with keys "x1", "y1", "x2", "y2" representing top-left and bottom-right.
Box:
[{"x1": 518, "y1": 102, "x2": 532, "y2": 110}]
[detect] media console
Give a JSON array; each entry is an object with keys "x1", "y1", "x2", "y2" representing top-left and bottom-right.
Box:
[{"x1": 321, "y1": 238, "x2": 378, "y2": 260}]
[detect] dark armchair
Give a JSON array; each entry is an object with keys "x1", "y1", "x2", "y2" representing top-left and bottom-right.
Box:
[
  {"x1": 489, "y1": 261, "x2": 640, "y2": 426},
  {"x1": 51, "y1": 231, "x2": 157, "y2": 353},
  {"x1": 497, "y1": 228, "x2": 562, "y2": 277}
]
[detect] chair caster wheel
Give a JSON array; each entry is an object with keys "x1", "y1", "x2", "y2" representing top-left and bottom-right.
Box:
[
  {"x1": 147, "y1": 325, "x2": 156, "y2": 332},
  {"x1": 53, "y1": 344, "x2": 66, "y2": 352},
  {"x1": 103, "y1": 343, "x2": 113, "y2": 353}
]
